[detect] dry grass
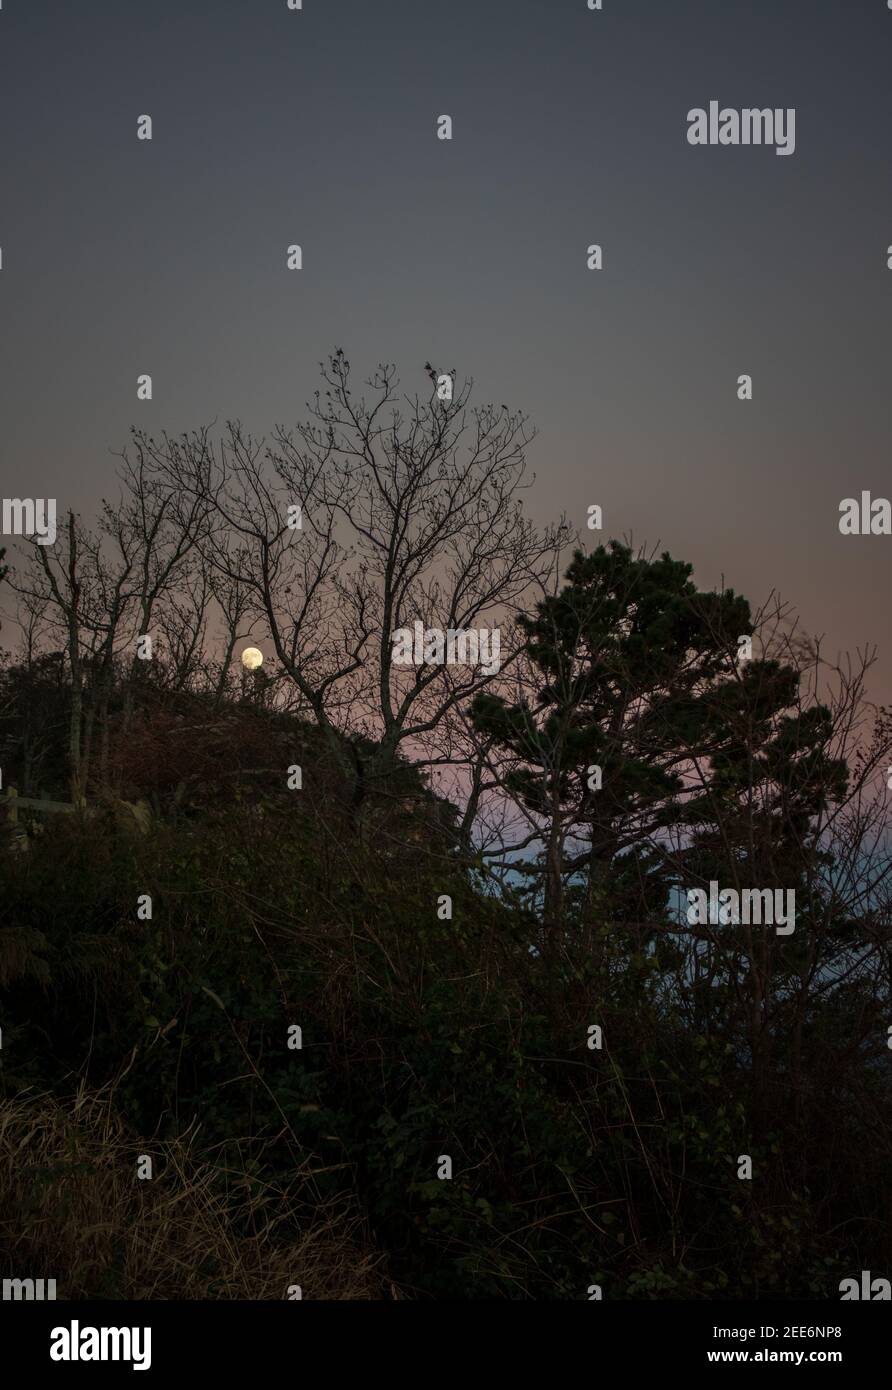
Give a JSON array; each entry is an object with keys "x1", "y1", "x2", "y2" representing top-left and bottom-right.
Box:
[{"x1": 0, "y1": 1082, "x2": 392, "y2": 1299}]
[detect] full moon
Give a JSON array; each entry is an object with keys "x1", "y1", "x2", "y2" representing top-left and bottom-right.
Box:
[{"x1": 241, "y1": 647, "x2": 264, "y2": 670}]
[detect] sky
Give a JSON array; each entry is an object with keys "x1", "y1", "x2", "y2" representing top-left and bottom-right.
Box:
[{"x1": 2, "y1": 0, "x2": 891, "y2": 697}]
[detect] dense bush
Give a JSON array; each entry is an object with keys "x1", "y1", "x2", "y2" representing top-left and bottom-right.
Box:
[{"x1": 2, "y1": 779, "x2": 889, "y2": 1299}]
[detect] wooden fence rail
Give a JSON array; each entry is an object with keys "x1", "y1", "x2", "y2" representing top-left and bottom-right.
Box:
[{"x1": 0, "y1": 788, "x2": 79, "y2": 818}]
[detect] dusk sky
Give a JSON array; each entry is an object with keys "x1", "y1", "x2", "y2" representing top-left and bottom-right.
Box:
[{"x1": 2, "y1": 0, "x2": 891, "y2": 693}]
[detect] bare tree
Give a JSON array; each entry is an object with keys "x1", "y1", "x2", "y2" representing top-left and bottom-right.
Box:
[
  {"x1": 6, "y1": 445, "x2": 209, "y2": 798},
  {"x1": 129, "y1": 352, "x2": 565, "y2": 814}
]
